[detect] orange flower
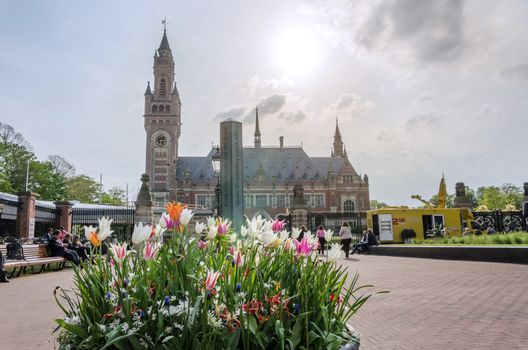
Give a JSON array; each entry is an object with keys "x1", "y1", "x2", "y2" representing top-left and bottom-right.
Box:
[
  {"x1": 89, "y1": 231, "x2": 101, "y2": 247},
  {"x1": 166, "y1": 202, "x2": 186, "y2": 222}
]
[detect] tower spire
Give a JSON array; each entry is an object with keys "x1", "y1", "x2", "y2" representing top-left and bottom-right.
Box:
[
  {"x1": 332, "y1": 117, "x2": 345, "y2": 157},
  {"x1": 254, "y1": 107, "x2": 261, "y2": 149}
]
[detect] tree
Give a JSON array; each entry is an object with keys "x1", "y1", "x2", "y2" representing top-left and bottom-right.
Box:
[
  {"x1": 0, "y1": 137, "x2": 36, "y2": 193},
  {"x1": 28, "y1": 160, "x2": 67, "y2": 200},
  {"x1": 370, "y1": 200, "x2": 388, "y2": 209},
  {"x1": 66, "y1": 175, "x2": 102, "y2": 203},
  {"x1": 475, "y1": 184, "x2": 523, "y2": 210},
  {"x1": 47, "y1": 155, "x2": 76, "y2": 178},
  {"x1": 428, "y1": 193, "x2": 455, "y2": 208},
  {"x1": 101, "y1": 187, "x2": 126, "y2": 206}
]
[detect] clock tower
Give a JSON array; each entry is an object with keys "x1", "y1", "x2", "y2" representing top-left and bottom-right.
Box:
[{"x1": 143, "y1": 29, "x2": 181, "y2": 205}]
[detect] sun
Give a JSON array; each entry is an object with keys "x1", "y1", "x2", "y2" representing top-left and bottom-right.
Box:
[{"x1": 274, "y1": 27, "x2": 321, "y2": 76}]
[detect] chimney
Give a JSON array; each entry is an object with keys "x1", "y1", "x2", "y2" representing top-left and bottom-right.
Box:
[{"x1": 279, "y1": 136, "x2": 284, "y2": 149}]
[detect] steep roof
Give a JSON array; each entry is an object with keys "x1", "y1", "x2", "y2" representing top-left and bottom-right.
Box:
[
  {"x1": 159, "y1": 30, "x2": 171, "y2": 51},
  {"x1": 176, "y1": 148, "x2": 349, "y2": 182}
]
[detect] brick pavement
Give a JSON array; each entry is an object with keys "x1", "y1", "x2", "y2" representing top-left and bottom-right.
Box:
[
  {"x1": 0, "y1": 257, "x2": 527, "y2": 349},
  {"x1": 344, "y1": 255, "x2": 528, "y2": 350}
]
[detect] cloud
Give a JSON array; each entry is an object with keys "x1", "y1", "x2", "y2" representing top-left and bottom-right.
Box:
[
  {"x1": 499, "y1": 63, "x2": 528, "y2": 80},
  {"x1": 215, "y1": 106, "x2": 247, "y2": 121},
  {"x1": 302, "y1": 0, "x2": 467, "y2": 65},
  {"x1": 326, "y1": 93, "x2": 372, "y2": 118},
  {"x1": 278, "y1": 110, "x2": 307, "y2": 122},
  {"x1": 242, "y1": 93, "x2": 288, "y2": 122},
  {"x1": 405, "y1": 111, "x2": 444, "y2": 128},
  {"x1": 246, "y1": 75, "x2": 294, "y2": 96}
]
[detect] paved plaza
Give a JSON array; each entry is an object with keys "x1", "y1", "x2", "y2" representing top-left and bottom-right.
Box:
[{"x1": 0, "y1": 256, "x2": 527, "y2": 349}]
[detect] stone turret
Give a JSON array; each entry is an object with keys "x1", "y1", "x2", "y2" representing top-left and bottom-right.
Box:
[{"x1": 135, "y1": 174, "x2": 153, "y2": 224}]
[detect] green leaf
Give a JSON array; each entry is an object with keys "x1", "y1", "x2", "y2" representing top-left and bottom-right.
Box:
[
  {"x1": 275, "y1": 320, "x2": 285, "y2": 350},
  {"x1": 55, "y1": 319, "x2": 88, "y2": 339},
  {"x1": 248, "y1": 315, "x2": 258, "y2": 335},
  {"x1": 289, "y1": 320, "x2": 303, "y2": 348}
]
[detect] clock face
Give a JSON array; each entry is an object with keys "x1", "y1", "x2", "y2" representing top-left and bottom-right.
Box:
[{"x1": 156, "y1": 135, "x2": 167, "y2": 147}]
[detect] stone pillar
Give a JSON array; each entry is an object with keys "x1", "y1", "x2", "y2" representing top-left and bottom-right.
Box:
[
  {"x1": 523, "y1": 182, "x2": 528, "y2": 203},
  {"x1": 291, "y1": 184, "x2": 308, "y2": 228},
  {"x1": 135, "y1": 174, "x2": 153, "y2": 224},
  {"x1": 16, "y1": 192, "x2": 38, "y2": 240},
  {"x1": 220, "y1": 119, "x2": 244, "y2": 231},
  {"x1": 453, "y1": 182, "x2": 472, "y2": 208},
  {"x1": 54, "y1": 201, "x2": 73, "y2": 233}
]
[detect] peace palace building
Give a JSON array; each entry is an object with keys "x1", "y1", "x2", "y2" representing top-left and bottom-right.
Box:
[{"x1": 143, "y1": 30, "x2": 370, "y2": 218}]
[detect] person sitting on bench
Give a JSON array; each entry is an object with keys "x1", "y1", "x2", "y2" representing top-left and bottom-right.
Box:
[
  {"x1": 0, "y1": 249, "x2": 8, "y2": 283},
  {"x1": 351, "y1": 230, "x2": 379, "y2": 255},
  {"x1": 48, "y1": 230, "x2": 81, "y2": 266}
]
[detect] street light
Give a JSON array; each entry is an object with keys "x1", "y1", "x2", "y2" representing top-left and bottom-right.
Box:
[{"x1": 211, "y1": 146, "x2": 221, "y2": 217}]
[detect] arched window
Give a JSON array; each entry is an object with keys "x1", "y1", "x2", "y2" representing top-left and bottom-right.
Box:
[
  {"x1": 343, "y1": 200, "x2": 355, "y2": 212},
  {"x1": 160, "y1": 79, "x2": 167, "y2": 96},
  {"x1": 152, "y1": 105, "x2": 158, "y2": 113},
  {"x1": 166, "y1": 105, "x2": 171, "y2": 113},
  {"x1": 159, "y1": 105, "x2": 165, "y2": 112}
]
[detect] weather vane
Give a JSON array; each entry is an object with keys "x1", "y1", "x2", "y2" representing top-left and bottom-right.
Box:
[{"x1": 161, "y1": 17, "x2": 168, "y2": 31}]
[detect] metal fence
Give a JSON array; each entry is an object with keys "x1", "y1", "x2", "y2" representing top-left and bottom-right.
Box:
[
  {"x1": 473, "y1": 210, "x2": 526, "y2": 233},
  {"x1": 307, "y1": 211, "x2": 367, "y2": 242},
  {"x1": 34, "y1": 205, "x2": 60, "y2": 237},
  {"x1": 71, "y1": 207, "x2": 135, "y2": 242},
  {"x1": 0, "y1": 197, "x2": 18, "y2": 237}
]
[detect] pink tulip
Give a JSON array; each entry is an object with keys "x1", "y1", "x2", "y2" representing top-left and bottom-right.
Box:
[
  {"x1": 143, "y1": 241, "x2": 159, "y2": 261},
  {"x1": 271, "y1": 219, "x2": 285, "y2": 233},
  {"x1": 294, "y1": 238, "x2": 313, "y2": 258},
  {"x1": 110, "y1": 242, "x2": 127, "y2": 264},
  {"x1": 234, "y1": 250, "x2": 244, "y2": 267},
  {"x1": 163, "y1": 215, "x2": 177, "y2": 230},
  {"x1": 217, "y1": 218, "x2": 231, "y2": 235},
  {"x1": 198, "y1": 240, "x2": 208, "y2": 249},
  {"x1": 229, "y1": 245, "x2": 236, "y2": 255},
  {"x1": 205, "y1": 270, "x2": 220, "y2": 291}
]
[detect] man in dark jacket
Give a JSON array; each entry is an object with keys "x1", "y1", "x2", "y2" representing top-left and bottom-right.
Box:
[
  {"x1": 0, "y1": 249, "x2": 8, "y2": 283},
  {"x1": 48, "y1": 230, "x2": 80, "y2": 266}
]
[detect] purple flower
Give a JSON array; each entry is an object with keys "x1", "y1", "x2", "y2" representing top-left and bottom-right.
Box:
[
  {"x1": 293, "y1": 303, "x2": 300, "y2": 315},
  {"x1": 164, "y1": 296, "x2": 170, "y2": 307},
  {"x1": 235, "y1": 283, "x2": 241, "y2": 292}
]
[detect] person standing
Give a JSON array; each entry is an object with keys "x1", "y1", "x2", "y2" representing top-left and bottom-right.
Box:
[
  {"x1": 316, "y1": 225, "x2": 326, "y2": 255},
  {"x1": 339, "y1": 222, "x2": 353, "y2": 258},
  {"x1": 48, "y1": 230, "x2": 81, "y2": 266}
]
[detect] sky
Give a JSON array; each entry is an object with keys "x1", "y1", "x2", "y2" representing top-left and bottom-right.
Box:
[{"x1": 0, "y1": 0, "x2": 527, "y2": 205}]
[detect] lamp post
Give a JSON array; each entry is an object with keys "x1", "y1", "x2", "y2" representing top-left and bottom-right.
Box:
[
  {"x1": 25, "y1": 159, "x2": 30, "y2": 191},
  {"x1": 211, "y1": 146, "x2": 221, "y2": 217}
]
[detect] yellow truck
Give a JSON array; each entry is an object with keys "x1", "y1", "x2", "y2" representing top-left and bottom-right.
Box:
[{"x1": 367, "y1": 176, "x2": 475, "y2": 243}]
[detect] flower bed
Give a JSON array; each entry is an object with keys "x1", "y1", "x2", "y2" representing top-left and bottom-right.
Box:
[{"x1": 55, "y1": 203, "x2": 373, "y2": 349}]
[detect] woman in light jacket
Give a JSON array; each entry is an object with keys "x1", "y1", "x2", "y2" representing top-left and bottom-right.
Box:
[{"x1": 339, "y1": 222, "x2": 353, "y2": 258}]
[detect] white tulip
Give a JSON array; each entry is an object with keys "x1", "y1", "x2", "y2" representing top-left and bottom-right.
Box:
[
  {"x1": 324, "y1": 229, "x2": 334, "y2": 242},
  {"x1": 195, "y1": 222, "x2": 207, "y2": 235},
  {"x1": 327, "y1": 243, "x2": 344, "y2": 262},
  {"x1": 180, "y1": 208, "x2": 194, "y2": 226},
  {"x1": 132, "y1": 222, "x2": 152, "y2": 244},
  {"x1": 206, "y1": 226, "x2": 217, "y2": 240},
  {"x1": 240, "y1": 225, "x2": 249, "y2": 237},
  {"x1": 97, "y1": 217, "x2": 114, "y2": 241},
  {"x1": 154, "y1": 224, "x2": 166, "y2": 238},
  {"x1": 291, "y1": 227, "x2": 301, "y2": 240}
]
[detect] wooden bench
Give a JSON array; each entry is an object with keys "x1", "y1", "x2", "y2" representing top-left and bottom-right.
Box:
[{"x1": 0, "y1": 244, "x2": 66, "y2": 278}]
